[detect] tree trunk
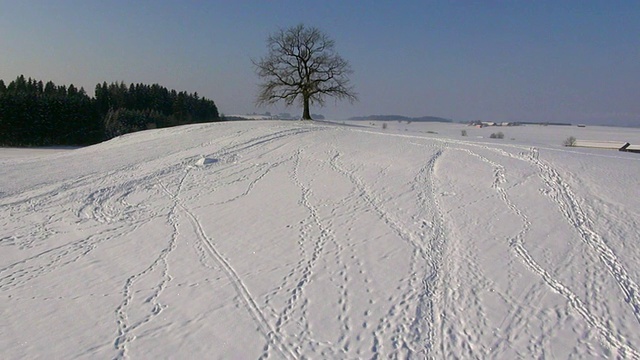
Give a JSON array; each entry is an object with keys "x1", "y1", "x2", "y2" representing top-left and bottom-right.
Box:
[{"x1": 302, "y1": 95, "x2": 312, "y2": 120}]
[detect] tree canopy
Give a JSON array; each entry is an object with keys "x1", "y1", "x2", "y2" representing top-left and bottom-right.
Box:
[{"x1": 253, "y1": 24, "x2": 357, "y2": 120}]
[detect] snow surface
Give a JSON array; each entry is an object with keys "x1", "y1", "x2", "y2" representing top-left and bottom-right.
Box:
[{"x1": 2, "y1": 121, "x2": 640, "y2": 359}]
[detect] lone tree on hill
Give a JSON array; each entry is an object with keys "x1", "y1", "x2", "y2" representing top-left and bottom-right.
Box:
[{"x1": 253, "y1": 24, "x2": 357, "y2": 120}]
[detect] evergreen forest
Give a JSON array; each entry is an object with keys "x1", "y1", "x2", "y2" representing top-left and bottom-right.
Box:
[{"x1": 0, "y1": 75, "x2": 220, "y2": 146}]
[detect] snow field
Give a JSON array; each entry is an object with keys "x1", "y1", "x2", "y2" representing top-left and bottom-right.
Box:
[{"x1": 2, "y1": 120, "x2": 640, "y2": 358}]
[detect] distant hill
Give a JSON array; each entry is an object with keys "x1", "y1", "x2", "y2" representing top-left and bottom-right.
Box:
[
  {"x1": 226, "y1": 113, "x2": 325, "y2": 121},
  {"x1": 348, "y1": 115, "x2": 452, "y2": 123}
]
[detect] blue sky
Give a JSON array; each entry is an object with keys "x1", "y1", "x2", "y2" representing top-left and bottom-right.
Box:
[{"x1": 1, "y1": 1, "x2": 639, "y2": 125}]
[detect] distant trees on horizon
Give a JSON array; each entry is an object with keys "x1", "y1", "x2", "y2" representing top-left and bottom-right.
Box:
[
  {"x1": 348, "y1": 115, "x2": 452, "y2": 123},
  {"x1": 0, "y1": 75, "x2": 220, "y2": 147}
]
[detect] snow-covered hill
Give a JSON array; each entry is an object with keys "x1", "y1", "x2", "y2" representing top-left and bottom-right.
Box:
[{"x1": 2, "y1": 121, "x2": 640, "y2": 359}]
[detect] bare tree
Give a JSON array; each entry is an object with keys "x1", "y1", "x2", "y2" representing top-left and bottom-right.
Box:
[{"x1": 253, "y1": 24, "x2": 357, "y2": 120}]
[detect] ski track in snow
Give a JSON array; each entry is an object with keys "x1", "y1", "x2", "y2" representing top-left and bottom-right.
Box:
[
  {"x1": 150, "y1": 127, "x2": 324, "y2": 360},
  {"x1": 262, "y1": 148, "x2": 336, "y2": 358},
  {"x1": 112, "y1": 177, "x2": 178, "y2": 359},
  {"x1": 0, "y1": 171, "x2": 155, "y2": 293},
  {"x1": 347, "y1": 127, "x2": 640, "y2": 357},
  {"x1": 419, "y1": 136, "x2": 640, "y2": 358},
  {"x1": 2, "y1": 122, "x2": 639, "y2": 359},
  {"x1": 329, "y1": 144, "x2": 449, "y2": 358}
]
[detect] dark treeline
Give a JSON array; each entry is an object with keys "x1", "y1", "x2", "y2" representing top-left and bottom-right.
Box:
[{"x1": 0, "y1": 75, "x2": 220, "y2": 146}]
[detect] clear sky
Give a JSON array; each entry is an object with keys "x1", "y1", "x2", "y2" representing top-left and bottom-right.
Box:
[{"x1": 1, "y1": 1, "x2": 639, "y2": 126}]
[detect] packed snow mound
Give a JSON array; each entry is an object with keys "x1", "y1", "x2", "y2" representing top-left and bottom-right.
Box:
[
  {"x1": 195, "y1": 157, "x2": 218, "y2": 166},
  {"x1": 193, "y1": 153, "x2": 239, "y2": 168},
  {"x1": 1, "y1": 121, "x2": 640, "y2": 359}
]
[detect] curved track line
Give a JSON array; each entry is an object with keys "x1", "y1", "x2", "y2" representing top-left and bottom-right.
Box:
[
  {"x1": 330, "y1": 148, "x2": 447, "y2": 358},
  {"x1": 152, "y1": 128, "x2": 322, "y2": 359},
  {"x1": 165, "y1": 185, "x2": 296, "y2": 360},
  {"x1": 480, "y1": 144, "x2": 640, "y2": 330},
  {"x1": 447, "y1": 144, "x2": 640, "y2": 357}
]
